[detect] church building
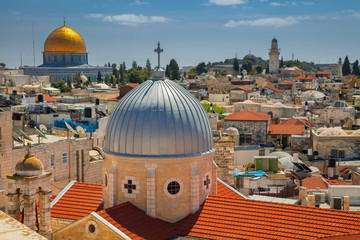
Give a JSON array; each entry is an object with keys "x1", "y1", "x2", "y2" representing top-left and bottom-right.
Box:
[{"x1": 21, "y1": 19, "x2": 112, "y2": 82}]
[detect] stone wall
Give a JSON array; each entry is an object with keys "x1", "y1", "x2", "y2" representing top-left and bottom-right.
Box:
[
  {"x1": 52, "y1": 218, "x2": 75, "y2": 232},
  {"x1": 224, "y1": 120, "x2": 268, "y2": 146},
  {"x1": 214, "y1": 137, "x2": 235, "y2": 186}
]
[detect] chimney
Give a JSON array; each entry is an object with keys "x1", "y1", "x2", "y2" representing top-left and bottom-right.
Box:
[
  {"x1": 293, "y1": 153, "x2": 298, "y2": 163},
  {"x1": 328, "y1": 158, "x2": 336, "y2": 178},
  {"x1": 299, "y1": 186, "x2": 308, "y2": 202},
  {"x1": 343, "y1": 196, "x2": 350, "y2": 211},
  {"x1": 265, "y1": 149, "x2": 270, "y2": 156},
  {"x1": 306, "y1": 195, "x2": 315, "y2": 207}
]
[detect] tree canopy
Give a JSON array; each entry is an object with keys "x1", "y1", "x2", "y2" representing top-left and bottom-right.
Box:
[
  {"x1": 352, "y1": 60, "x2": 360, "y2": 76},
  {"x1": 195, "y1": 62, "x2": 207, "y2": 75},
  {"x1": 233, "y1": 58, "x2": 239, "y2": 73},
  {"x1": 169, "y1": 59, "x2": 180, "y2": 80},
  {"x1": 241, "y1": 60, "x2": 252, "y2": 73},
  {"x1": 342, "y1": 56, "x2": 351, "y2": 76}
]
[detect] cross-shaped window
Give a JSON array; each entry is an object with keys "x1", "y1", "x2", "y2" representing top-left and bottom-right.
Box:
[
  {"x1": 204, "y1": 176, "x2": 211, "y2": 190},
  {"x1": 124, "y1": 180, "x2": 136, "y2": 194}
]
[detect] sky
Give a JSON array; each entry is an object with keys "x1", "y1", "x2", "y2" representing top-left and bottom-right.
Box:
[{"x1": 1, "y1": 0, "x2": 360, "y2": 69}]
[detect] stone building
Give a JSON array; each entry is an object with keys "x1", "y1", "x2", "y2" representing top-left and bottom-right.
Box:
[
  {"x1": 224, "y1": 110, "x2": 270, "y2": 146},
  {"x1": 213, "y1": 136, "x2": 235, "y2": 186},
  {"x1": 269, "y1": 38, "x2": 280, "y2": 74}
]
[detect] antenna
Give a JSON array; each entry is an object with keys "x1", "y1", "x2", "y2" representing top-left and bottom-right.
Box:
[
  {"x1": 64, "y1": 17, "x2": 66, "y2": 26},
  {"x1": 292, "y1": 53, "x2": 294, "y2": 61},
  {"x1": 20, "y1": 52, "x2": 22, "y2": 67},
  {"x1": 32, "y1": 23, "x2": 35, "y2": 67}
]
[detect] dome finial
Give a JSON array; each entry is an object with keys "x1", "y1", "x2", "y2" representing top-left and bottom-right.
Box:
[
  {"x1": 64, "y1": 17, "x2": 66, "y2": 26},
  {"x1": 154, "y1": 42, "x2": 163, "y2": 68}
]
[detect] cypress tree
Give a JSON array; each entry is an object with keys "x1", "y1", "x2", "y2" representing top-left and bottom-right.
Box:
[
  {"x1": 233, "y1": 58, "x2": 239, "y2": 73},
  {"x1": 342, "y1": 56, "x2": 351, "y2": 76},
  {"x1": 165, "y1": 65, "x2": 171, "y2": 78},
  {"x1": 280, "y1": 56, "x2": 284, "y2": 68},
  {"x1": 352, "y1": 60, "x2": 360, "y2": 76},
  {"x1": 97, "y1": 71, "x2": 103, "y2": 83}
]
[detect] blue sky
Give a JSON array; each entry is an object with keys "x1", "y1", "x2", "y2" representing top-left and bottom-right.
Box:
[{"x1": 1, "y1": 0, "x2": 360, "y2": 69}]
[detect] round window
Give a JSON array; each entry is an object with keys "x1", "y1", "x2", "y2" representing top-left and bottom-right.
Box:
[
  {"x1": 167, "y1": 181, "x2": 180, "y2": 195},
  {"x1": 88, "y1": 224, "x2": 95, "y2": 233}
]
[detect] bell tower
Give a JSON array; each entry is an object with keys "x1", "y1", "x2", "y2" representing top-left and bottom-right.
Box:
[
  {"x1": 269, "y1": 37, "x2": 280, "y2": 74},
  {"x1": 338, "y1": 58, "x2": 343, "y2": 77}
]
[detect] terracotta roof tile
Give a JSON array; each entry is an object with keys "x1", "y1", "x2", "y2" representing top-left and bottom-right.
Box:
[
  {"x1": 317, "y1": 71, "x2": 332, "y2": 75},
  {"x1": 324, "y1": 178, "x2": 352, "y2": 185},
  {"x1": 35, "y1": 94, "x2": 60, "y2": 102},
  {"x1": 269, "y1": 124, "x2": 304, "y2": 135},
  {"x1": 293, "y1": 74, "x2": 318, "y2": 80},
  {"x1": 302, "y1": 177, "x2": 328, "y2": 190},
  {"x1": 232, "y1": 87, "x2": 252, "y2": 92},
  {"x1": 175, "y1": 195, "x2": 360, "y2": 240},
  {"x1": 127, "y1": 83, "x2": 139, "y2": 88},
  {"x1": 280, "y1": 81, "x2": 294, "y2": 85},
  {"x1": 51, "y1": 182, "x2": 103, "y2": 220},
  {"x1": 291, "y1": 69, "x2": 305, "y2": 73},
  {"x1": 96, "y1": 202, "x2": 176, "y2": 240},
  {"x1": 217, "y1": 179, "x2": 246, "y2": 199},
  {"x1": 265, "y1": 85, "x2": 283, "y2": 93},
  {"x1": 225, "y1": 110, "x2": 271, "y2": 121}
]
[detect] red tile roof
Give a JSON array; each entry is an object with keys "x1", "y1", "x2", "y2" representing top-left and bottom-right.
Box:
[
  {"x1": 302, "y1": 177, "x2": 328, "y2": 190},
  {"x1": 293, "y1": 74, "x2": 318, "y2": 80},
  {"x1": 269, "y1": 124, "x2": 304, "y2": 135},
  {"x1": 225, "y1": 110, "x2": 271, "y2": 121},
  {"x1": 51, "y1": 182, "x2": 103, "y2": 220},
  {"x1": 324, "y1": 178, "x2": 353, "y2": 185},
  {"x1": 317, "y1": 71, "x2": 332, "y2": 75},
  {"x1": 175, "y1": 195, "x2": 360, "y2": 240},
  {"x1": 96, "y1": 202, "x2": 176, "y2": 240},
  {"x1": 217, "y1": 179, "x2": 246, "y2": 199},
  {"x1": 232, "y1": 86, "x2": 252, "y2": 92},
  {"x1": 280, "y1": 81, "x2": 294, "y2": 85},
  {"x1": 268, "y1": 118, "x2": 314, "y2": 135},
  {"x1": 108, "y1": 96, "x2": 120, "y2": 101},
  {"x1": 127, "y1": 83, "x2": 139, "y2": 88},
  {"x1": 265, "y1": 85, "x2": 283, "y2": 93},
  {"x1": 35, "y1": 94, "x2": 60, "y2": 102}
]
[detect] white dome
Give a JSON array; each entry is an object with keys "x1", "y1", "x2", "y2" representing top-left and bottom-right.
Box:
[
  {"x1": 300, "y1": 90, "x2": 325, "y2": 99},
  {"x1": 224, "y1": 127, "x2": 239, "y2": 136},
  {"x1": 104, "y1": 79, "x2": 214, "y2": 157},
  {"x1": 319, "y1": 127, "x2": 347, "y2": 136}
]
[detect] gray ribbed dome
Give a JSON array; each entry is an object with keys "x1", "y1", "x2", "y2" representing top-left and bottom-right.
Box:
[{"x1": 104, "y1": 79, "x2": 214, "y2": 157}]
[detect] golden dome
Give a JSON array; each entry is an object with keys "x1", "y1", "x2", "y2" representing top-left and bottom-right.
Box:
[{"x1": 44, "y1": 25, "x2": 87, "y2": 53}]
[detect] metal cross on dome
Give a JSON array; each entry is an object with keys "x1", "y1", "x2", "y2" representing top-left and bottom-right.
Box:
[{"x1": 154, "y1": 42, "x2": 163, "y2": 68}]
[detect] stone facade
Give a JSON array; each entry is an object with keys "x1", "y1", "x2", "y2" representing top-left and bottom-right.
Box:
[
  {"x1": 213, "y1": 137, "x2": 235, "y2": 186},
  {"x1": 52, "y1": 218, "x2": 75, "y2": 232},
  {"x1": 102, "y1": 152, "x2": 216, "y2": 223},
  {"x1": 53, "y1": 214, "x2": 124, "y2": 240},
  {"x1": 224, "y1": 120, "x2": 268, "y2": 146}
]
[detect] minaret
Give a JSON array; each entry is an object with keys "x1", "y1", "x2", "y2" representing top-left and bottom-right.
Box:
[
  {"x1": 338, "y1": 58, "x2": 343, "y2": 77},
  {"x1": 269, "y1": 37, "x2": 280, "y2": 74}
]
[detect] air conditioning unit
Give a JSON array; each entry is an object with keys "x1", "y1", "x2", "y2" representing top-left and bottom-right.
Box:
[
  {"x1": 330, "y1": 197, "x2": 343, "y2": 210},
  {"x1": 314, "y1": 192, "x2": 326, "y2": 204}
]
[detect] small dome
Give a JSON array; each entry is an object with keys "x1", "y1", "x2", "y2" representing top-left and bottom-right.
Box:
[
  {"x1": 300, "y1": 90, "x2": 325, "y2": 99},
  {"x1": 80, "y1": 74, "x2": 88, "y2": 82},
  {"x1": 319, "y1": 127, "x2": 347, "y2": 136},
  {"x1": 15, "y1": 154, "x2": 44, "y2": 176},
  {"x1": 44, "y1": 25, "x2": 86, "y2": 53},
  {"x1": 104, "y1": 79, "x2": 214, "y2": 157},
  {"x1": 242, "y1": 54, "x2": 258, "y2": 65},
  {"x1": 272, "y1": 37, "x2": 277, "y2": 43},
  {"x1": 224, "y1": 127, "x2": 239, "y2": 136}
]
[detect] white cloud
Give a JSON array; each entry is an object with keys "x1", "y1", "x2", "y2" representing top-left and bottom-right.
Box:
[
  {"x1": 133, "y1": 0, "x2": 149, "y2": 5},
  {"x1": 208, "y1": 0, "x2": 248, "y2": 6},
  {"x1": 302, "y1": 1, "x2": 314, "y2": 6},
  {"x1": 224, "y1": 16, "x2": 302, "y2": 27},
  {"x1": 343, "y1": 9, "x2": 360, "y2": 18},
  {"x1": 259, "y1": 0, "x2": 268, "y2": 2},
  {"x1": 86, "y1": 13, "x2": 169, "y2": 26},
  {"x1": 270, "y1": 2, "x2": 286, "y2": 6},
  {"x1": 86, "y1": 13, "x2": 104, "y2": 19}
]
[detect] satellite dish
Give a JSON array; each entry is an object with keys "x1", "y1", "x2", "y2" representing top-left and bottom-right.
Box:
[
  {"x1": 64, "y1": 121, "x2": 78, "y2": 135},
  {"x1": 76, "y1": 126, "x2": 86, "y2": 135},
  {"x1": 39, "y1": 124, "x2": 47, "y2": 132},
  {"x1": 19, "y1": 129, "x2": 33, "y2": 141},
  {"x1": 34, "y1": 126, "x2": 48, "y2": 139},
  {"x1": 13, "y1": 134, "x2": 23, "y2": 143}
]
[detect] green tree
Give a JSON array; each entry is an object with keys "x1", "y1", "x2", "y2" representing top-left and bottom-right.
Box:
[
  {"x1": 111, "y1": 75, "x2": 117, "y2": 87},
  {"x1": 0, "y1": 62, "x2": 6, "y2": 68},
  {"x1": 169, "y1": 59, "x2": 180, "y2": 80},
  {"x1": 165, "y1": 65, "x2": 171, "y2": 78},
  {"x1": 97, "y1": 71, "x2": 103, "y2": 83},
  {"x1": 104, "y1": 74, "x2": 110, "y2": 85},
  {"x1": 146, "y1": 58, "x2": 151, "y2": 72},
  {"x1": 74, "y1": 73, "x2": 82, "y2": 88},
  {"x1": 352, "y1": 60, "x2": 360, "y2": 76},
  {"x1": 112, "y1": 64, "x2": 119, "y2": 80},
  {"x1": 233, "y1": 58, "x2": 239, "y2": 73},
  {"x1": 195, "y1": 62, "x2": 207, "y2": 75},
  {"x1": 107, "y1": 62, "x2": 110, "y2": 67},
  {"x1": 215, "y1": 72, "x2": 220, "y2": 78},
  {"x1": 202, "y1": 102, "x2": 225, "y2": 116},
  {"x1": 220, "y1": 70, "x2": 227, "y2": 76},
  {"x1": 51, "y1": 80, "x2": 71, "y2": 93},
  {"x1": 255, "y1": 65, "x2": 264, "y2": 74},
  {"x1": 187, "y1": 68, "x2": 197, "y2": 79},
  {"x1": 122, "y1": 61, "x2": 126, "y2": 72},
  {"x1": 66, "y1": 76, "x2": 72, "y2": 89},
  {"x1": 343, "y1": 56, "x2": 351, "y2": 76},
  {"x1": 119, "y1": 64, "x2": 126, "y2": 84},
  {"x1": 132, "y1": 61, "x2": 138, "y2": 69},
  {"x1": 280, "y1": 56, "x2": 284, "y2": 68},
  {"x1": 126, "y1": 68, "x2": 148, "y2": 84},
  {"x1": 241, "y1": 60, "x2": 252, "y2": 73}
]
